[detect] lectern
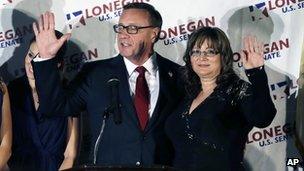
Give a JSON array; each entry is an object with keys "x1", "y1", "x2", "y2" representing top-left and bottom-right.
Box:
[{"x1": 63, "y1": 165, "x2": 180, "y2": 171}]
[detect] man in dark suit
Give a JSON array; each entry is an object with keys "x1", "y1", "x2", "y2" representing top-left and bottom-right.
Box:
[{"x1": 31, "y1": 3, "x2": 183, "y2": 167}]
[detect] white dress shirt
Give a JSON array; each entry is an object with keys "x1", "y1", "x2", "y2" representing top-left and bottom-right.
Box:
[{"x1": 123, "y1": 54, "x2": 160, "y2": 118}]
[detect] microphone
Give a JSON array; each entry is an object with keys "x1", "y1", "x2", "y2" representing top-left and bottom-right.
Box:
[{"x1": 107, "y1": 77, "x2": 122, "y2": 124}]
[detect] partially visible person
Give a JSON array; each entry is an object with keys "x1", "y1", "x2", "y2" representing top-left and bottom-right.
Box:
[
  {"x1": 8, "y1": 32, "x2": 78, "y2": 171},
  {"x1": 0, "y1": 80, "x2": 12, "y2": 171},
  {"x1": 31, "y1": 2, "x2": 183, "y2": 166},
  {"x1": 165, "y1": 27, "x2": 277, "y2": 170}
]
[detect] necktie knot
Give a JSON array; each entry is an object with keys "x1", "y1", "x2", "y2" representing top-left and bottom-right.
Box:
[{"x1": 135, "y1": 66, "x2": 146, "y2": 76}]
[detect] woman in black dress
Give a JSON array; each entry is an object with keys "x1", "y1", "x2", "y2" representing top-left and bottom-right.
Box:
[{"x1": 165, "y1": 27, "x2": 276, "y2": 170}]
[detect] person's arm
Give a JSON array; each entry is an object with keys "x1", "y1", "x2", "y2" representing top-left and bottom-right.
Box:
[
  {"x1": 238, "y1": 36, "x2": 276, "y2": 128},
  {"x1": 59, "y1": 117, "x2": 78, "y2": 170},
  {"x1": 0, "y1": 84, "x2": 12, "y2": 170},
  {"x1": 32, "y1": 11, "x2": 88, "y2": 118},
  {"x1": 238, "y1": 67, "x2": 277, "y2": 127}
]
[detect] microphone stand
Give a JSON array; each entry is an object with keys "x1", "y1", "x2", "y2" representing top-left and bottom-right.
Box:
[{"x1": 93, "y1": 107, "x2": 111, "y2": 165}]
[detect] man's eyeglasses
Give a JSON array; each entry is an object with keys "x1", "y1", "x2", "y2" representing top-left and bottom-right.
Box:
[
  {"x1": 113, "y1": 24, "x2": 155, "y2": 34},
  {"x1": 189, "y1": 49, "x2": 219, "y2": 58}
]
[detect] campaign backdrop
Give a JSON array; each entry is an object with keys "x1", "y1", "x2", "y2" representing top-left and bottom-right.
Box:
[{"x1": 1, "y1": 0, "x2": 304, "y2": 170}]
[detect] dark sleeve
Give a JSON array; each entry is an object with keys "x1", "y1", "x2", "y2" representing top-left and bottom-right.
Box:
[
  {"x1": 238, "y1": 66, "x2": 277, "y2": 128},
  {"x1": 32, "y1": 58, "x2": 90, "y2": 118}
]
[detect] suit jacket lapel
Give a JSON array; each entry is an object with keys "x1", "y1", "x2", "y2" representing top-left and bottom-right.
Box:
[
  {"x1": 145, "y1": 54, "x2": 177, "y2": 132},
  {"x1": 110, "y1": 55, "x2": 139, "y2": 126}
]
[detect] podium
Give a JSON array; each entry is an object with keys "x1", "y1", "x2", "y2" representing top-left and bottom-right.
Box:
[{"x1": 63, "y1": 165, "x2": 180, "y2": 171}]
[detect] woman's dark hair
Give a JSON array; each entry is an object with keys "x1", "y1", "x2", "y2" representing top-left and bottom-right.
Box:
[
  {"x1": 29, "y1": 30, "x2": 67, "y2": 63},
  {"x1": 183, "y1": 26, "x2": 236, "y2": 98}
]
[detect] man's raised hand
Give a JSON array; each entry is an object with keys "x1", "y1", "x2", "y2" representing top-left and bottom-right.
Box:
[{"x1": 32, "y1": 11, "x2": 70, "y2": 58}]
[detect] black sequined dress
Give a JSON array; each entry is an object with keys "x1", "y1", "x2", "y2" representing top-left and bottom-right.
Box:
[{"x1": 165, "y1": 67, "x2": 276, "y2": 171}]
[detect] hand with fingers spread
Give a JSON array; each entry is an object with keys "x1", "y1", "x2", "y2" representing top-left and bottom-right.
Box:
[
  {"x1": 32, "y1": 11, "x2": 71, "y2": 58},
  {"x1": 241, "y1": 36, "x2": 264, "y2": 69}
]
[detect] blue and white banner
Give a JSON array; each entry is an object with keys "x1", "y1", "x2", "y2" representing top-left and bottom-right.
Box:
[{"x1": 1, "y1": 0, "x2": 303, "y2": 170}]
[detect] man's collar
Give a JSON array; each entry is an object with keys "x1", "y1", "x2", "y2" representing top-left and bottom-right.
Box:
[{"x1": 123, "y1": 53, "x2": 158, "y2": 76}]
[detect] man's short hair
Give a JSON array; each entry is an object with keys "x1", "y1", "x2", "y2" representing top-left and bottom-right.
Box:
[{"x1": 123, "y1": 2, "x2": 162, "y2": 30}]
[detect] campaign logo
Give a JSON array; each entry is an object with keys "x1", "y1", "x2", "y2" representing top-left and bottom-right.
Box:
[
  {"x1": 233, "y1": 38, "x2": 290, "y2": 68},
  {"x1": 247, "y1": 123, "x2": 293, "y2": 147},
  {"x1": 249, "y1": 2, "x2": 269, "y2": 21},
  {"x1": 270, "y1": 77, "x2": 297, "y2": 100},
  {"x1": 0, "y1": 24, "x2": 33, "y2": 48},
  {"x1": 249, "y1": 0, "x2": 304, "y2": 20},
  {"x1": 66, "y1": 11, "x2": 86, "y2": 29},
  {"x1": 159, "y1": 16, "x2": 216, "y2": 46},
  {"x1": 65, "y1": 0, "x2": 152, "y2": 30}
]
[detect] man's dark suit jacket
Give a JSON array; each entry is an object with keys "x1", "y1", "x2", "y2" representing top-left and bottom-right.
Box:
[{"x1": 32, "y1": 54, "x2": 183, "y2": 166}]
